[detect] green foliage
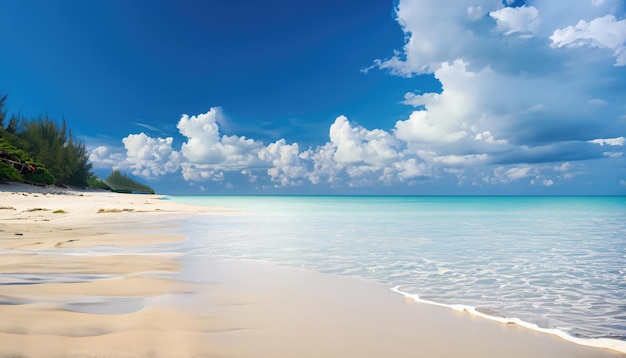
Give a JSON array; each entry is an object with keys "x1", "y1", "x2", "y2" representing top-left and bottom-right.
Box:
[
  {"x1": 0, "y1": 136, "x2": 28, "y2": 159},
  {"x1": 0, "y1": 93, "x2": 156, "y2": 193},
  {"x1": 0, "y1": 93, "x2": 94, "y2": 188},
  {"x1": 0, "y1": 162, "x2": 22, "y2": 182},
  {"x1": 104, "y1": 170, "x2": 155, "y2": 194},
  {"x1": 14, "y1": 116, "x2": 92, "y2": 187},
  {"x1": 6, "y1": 114, "x2": 20, "y2": 134},
  {"x1": 87, "y1": 174, "x2": 111, "y2": 190},
  {"x1": 0, "y1": 136, "x2": 54, "y2": 185},
  {"x1": 1, "y1": 120, "x2": 29, "y2": 150},
  {"x1": 26, "y1": 167, "x2": 55, "y2": 185}
]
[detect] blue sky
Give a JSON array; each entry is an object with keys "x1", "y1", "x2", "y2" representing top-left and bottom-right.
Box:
[{"x1": 1, "y1": 0, "x2": 625, "y2": 195}]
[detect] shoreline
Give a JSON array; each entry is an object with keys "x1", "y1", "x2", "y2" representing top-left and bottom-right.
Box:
[
  {"x1": 0, "y1": 182, "x2": 623, "y2": 357},
  {"x1": 389, "y1": 286, "x2": 626, "y2": 354},
  {"x1": 175, "y1": 256, "x2": 624, "y2": 357}
]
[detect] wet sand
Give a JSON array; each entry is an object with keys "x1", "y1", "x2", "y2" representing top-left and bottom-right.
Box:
[
  {"x1": 0, "y1": 182, "x2": 622, "y2": 357},
  {"x1": 175, "y1": 257, "x2": 624, "y2": 358}
]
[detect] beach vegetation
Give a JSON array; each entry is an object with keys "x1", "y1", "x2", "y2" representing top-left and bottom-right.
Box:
[
  {"x1": 87, "y1": 174, "x2": 111, "y2": 190},
  {"x1": 18, "y1": 115, "x2": 92, "y2": 187},
  {"x1": 52, "y1": 209, "x2": 66, "y2": 214},
  {"x1": 103, "y1": 170, "x2": 155, "y2": 194},
  {"x1": 97, "y1": 208, "x2": 135, "y2": 213},
  {"x1": 0, "y1": 137, "x2": 54, "y2": 185},
  {"x1": 0, "y1": 92, "x2": 155, "y2": 194},
  {"x1": 0, "y1": 161, "x2": 22, "y2": 182},
  {"x1": 0, "y1": 93, "x2": 92, "y2": 188}
]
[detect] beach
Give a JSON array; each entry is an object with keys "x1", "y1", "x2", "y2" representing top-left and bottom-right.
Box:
[{"x1": 0, "y1": 183, "x2": 622, "y2": 357}]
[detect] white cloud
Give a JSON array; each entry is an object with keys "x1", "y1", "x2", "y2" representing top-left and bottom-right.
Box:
[
  {"x1": 176, "y1": 108, "x2": 223, "y2": 163},
  {"x1": 329, "y1": 115, "x2": 400, "y2": 165},
  {"x1": 473, "y1": 130, "x2": 507, "y2": 144},
  {"x1": 180, "y1": 163, "x2": 224, "y2": 182},
  {"x1": 394, "y1": 158, "x2": 429, "y2": 181},
  {"x1": 121, "y1": 133, "x2": 180, "y2": 177},
  {"x1": 368, "y1": 0, "x2": 626, "y2": 175},
  {"x1": 603, "y1": 151, "x2": 623, "y2": 157},
  {"x1": 176, "y1": 108, "x2": 265, "y2": 170},
  {"x1": 329, "y1": 115, "x2": 366, "y2": 163},
  {"x1": 371, "y1": 0, "x2": 503, "y2": 75},
  {"x1": 550, "y1": 15, "x2": 626, "y2": 66},
  {"x1": 304, "y1": 143, "x2": 338, "y2": 185},
  {"x1": 432, "y1": 154, "x2": 488, "y2": 166},
  {"x1": 395, "y1": 60, "x2": 476, "y2": 144},
  {"x1": 493, "y1": 166, "x2": 535, "y2": 183},
  {"x1": 542, "y1": 179, "x2": 554, "y2": 186},
  {"x1": 89, "y1": 145, "x2": 123, "y2": 169},
  {"x1": 588, "y1": 136, "x2": 625, "y2": 146},
  {"x1": 506, "y1": 166, "x2": 533, "y2": 180},
  {"x1": 490, "y1": 6, "x2": 540, "y2": 36},
  {"x1": 258, "y1": 139, "x2": 309, "y2": 187}
]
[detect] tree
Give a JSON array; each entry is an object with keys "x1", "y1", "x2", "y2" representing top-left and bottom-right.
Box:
[
  {"x1": 6, "y1": 114, "x2": 20, "y2": 134},
  {"x1": 0, "y1": 90, "x2": 95, "y2": 187},
  {"x1": 0, "y1": 92, "x2": 7, "y2": 129},
  {"x1": 19, "y1": 115, "x2": 92, "y2": 187}
]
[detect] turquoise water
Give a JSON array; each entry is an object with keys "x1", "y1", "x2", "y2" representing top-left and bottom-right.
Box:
[{"x1": 170, "y1": 195, "x2": 626, "y2": 348}]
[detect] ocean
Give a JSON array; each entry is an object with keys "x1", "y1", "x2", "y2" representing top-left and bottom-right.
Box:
[{"x1": 169, "y1": 195, "x2": 626, "y2": 351}]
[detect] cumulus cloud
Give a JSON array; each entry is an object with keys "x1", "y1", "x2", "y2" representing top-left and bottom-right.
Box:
[
  {"x1": 433, "y1": 154, "x2": 489, "y2": 166},
  {"x1": 121, "y1": 133, "x2": 181, "y2": 177},
  {"x1": 89, "y1": 145, "x2": 123, "y2": 169},
  {"x1": 504, "y1": 166, "x2": 533, "y2": 181},
  {"x1": 490, "y1": 6, "x2": 540, "y2": 37},
  {"x1": 550, "y1": 15, "x2": 626, "y2": 66},
  {"x1": 180, "y1": 163, "x2": 225, "y2": 182},
  {"x1": 364, "y1": 0, "x2": 624, "y2": 188},
  {"x1": 589, "y1": 136, "x2": 625, "y2": 146},
  {"x1": 330, "y1": 115, "x2": 400, "y2": 165},
  {"x1": 177, "y1": 107, "x2": 264, "y2": 168},
  {"x1": 370, "y1": 0, "x2": 503, "y2": 75},
  {"x1": 395, "y1": 60, "x2": 475, "y2": 144},
  {"x1": 258, "y1": 139, "x2": 309, "y2": 187}
]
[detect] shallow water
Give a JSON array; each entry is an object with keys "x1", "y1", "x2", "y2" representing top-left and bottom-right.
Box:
[{"x1": 170, "y1": 195, "x2": 626, "y2": 346}]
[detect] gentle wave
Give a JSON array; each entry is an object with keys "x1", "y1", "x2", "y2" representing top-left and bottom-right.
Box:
[{"x1": 390, "y1": 286, "x2": 626, "y2": 354}]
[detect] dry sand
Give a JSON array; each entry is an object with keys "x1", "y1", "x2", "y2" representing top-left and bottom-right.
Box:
[
  {"x1": 0, "y1": 182, "x2": 235, "y2": 357},
  {"x1": 0, "y1": 182, "x2": 622, "y2": 357}
]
